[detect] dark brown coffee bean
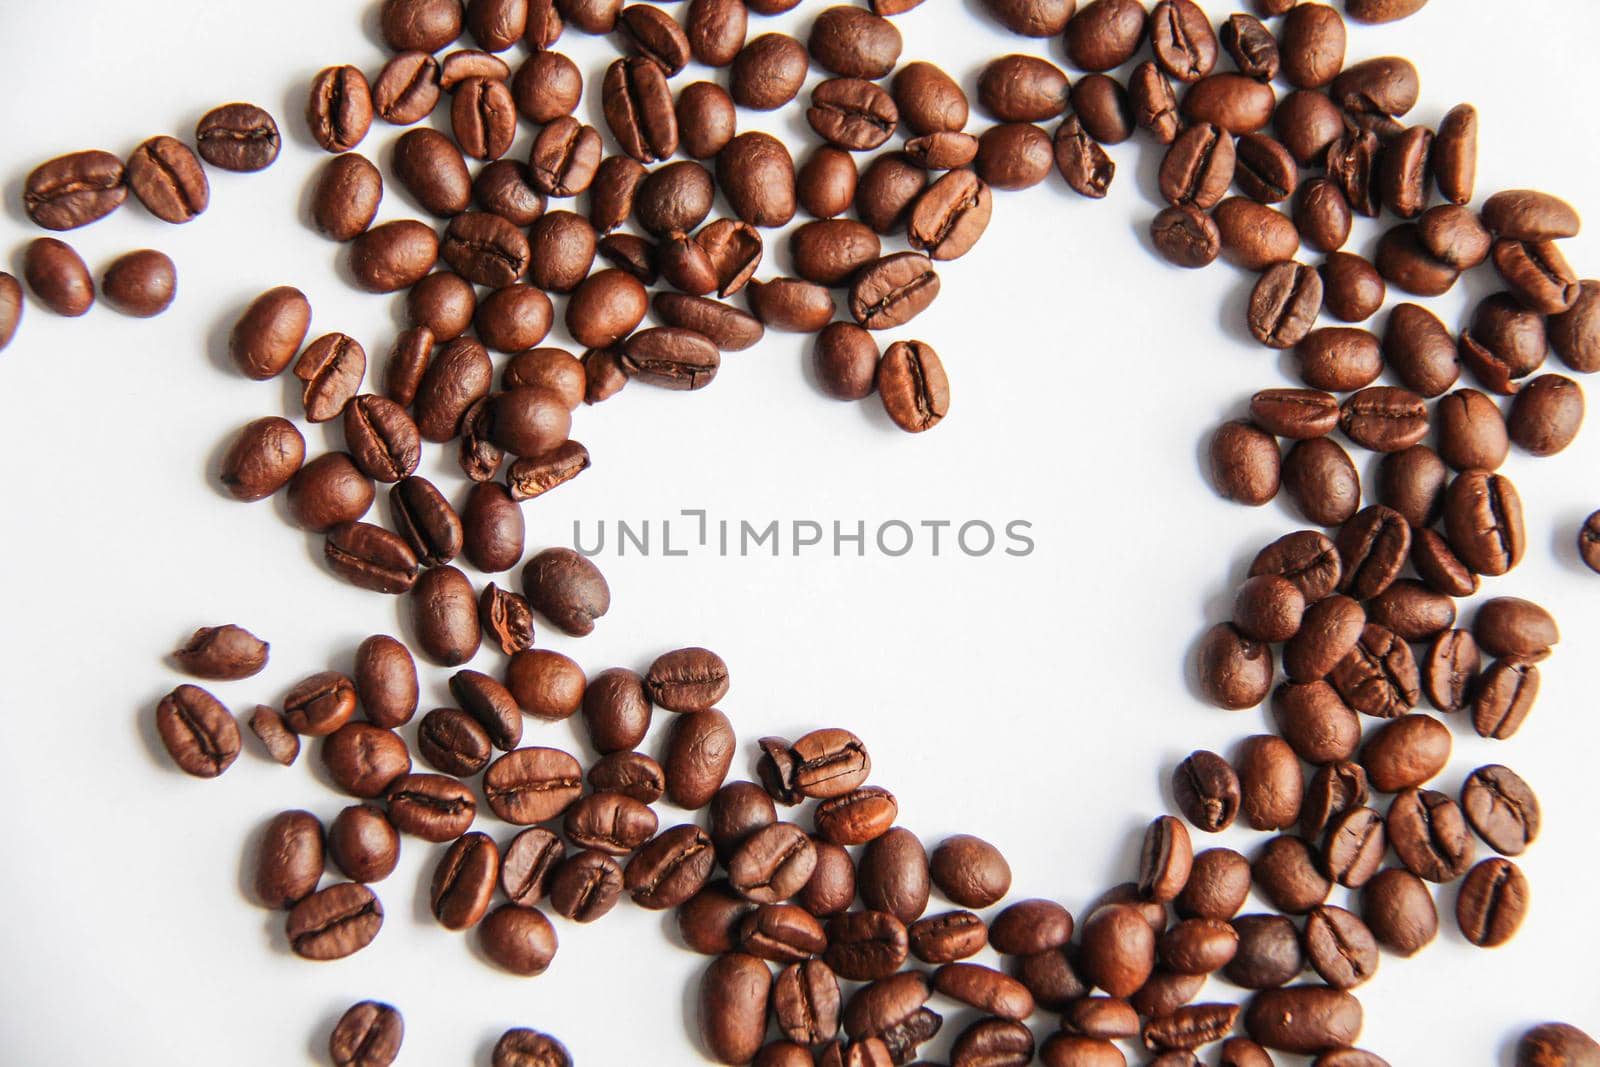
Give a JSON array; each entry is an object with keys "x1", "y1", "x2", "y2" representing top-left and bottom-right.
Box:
[
  {"x1": 1066, "y1": 75, "x2": 1131, "y2": 145},
  {"x1": 518, "y1": 547, "x2": 606, "y2": 636},
  {"x1": 809, "y1": 78, "x2": 900, "y2": 151},
  {"x1": 908, "y1": 910, "x2": 987, "y2": 964},
  {"x1": 1150, "y1": 204, "x2": 1220, "y2": 267},
  {"x1": 447, "y1": 668, "x2": 521, "y2": 750},
  {"x1": 406, "y1": 279, "x2": 473, "y2": 347},
  {"x1": 892, "y1": 61, "x2": 969, "y2": 137},
  {"x1": 1473, "y1": 597, "x2": 1559, "y2": 662},
  {"x1": 1222, "y1": 12, "x2": 1279, "y2": 78},
  {"x1": 1180, "y1": 74, "x2": 1276, "y2": 134},
  {"x1": 126, "y1": 136, "x2": 208, "y2": 223},
  {"x1": 253, "y1": 810, "x2": 324, "y2": 908},
  {"x1": 307, "y1": 65, "x2": 372, "y2": 153},
  {"x1": 628, "y1": 824, "x2": 717, "y2": 909},
  {"x1": 1244, "y1": 986, "x2": 1361, "y2": 1054},
  {"x1": 427, "y1": 830, "x2": 499, "y2": 931},
  {"x1": 1247, "y1": 262, "x2": 1322, "y2": 349},
  {"x1": 311, "y1": 154, "x2": 382, "y2": 241},
  {"x1": 1386, "y1": 786, "x2": 1473, "y2": 882},
  {"x1": 196, "y1": 102, "x2": 280, "y2": 171},
  {"x1": 387, "y1": 477, "x2": 460, "y2": 567},
  {"x1": 601, "y1": 56, "x2": 677, "y2": 163},
  {"x1": 1417, "y1": 204, "x2": 1490, "y2": 271},
  {"x1": 479, "y1": 903, "x2": 559, "y2": 975},
  {"x1": 1215, "y1": 197, "x2": 1299, "y2": 269},
  {"x1": 1236, "y1": 735, "x2": 1302, "y2": 833},
  {"x1": 1290, "y1": 178, "x2": 1351, "y2": 256},
  {"x1": 324, "y1": 522, "x2": 420, "y2": 594},
  {"x1": 1234, "y1": 133, "x2": 1297, "y2": 204},
  {"x1": 284, "y1": 453, "x2": 372, "y2": 533},
  {"x1": 1151, "y1": 0, "x2": 1218, "y2": 82},
  {"x1": 372, "y1": 51, "x2": 441, "y2": 127},
  {"x1": 1273, "y1": 682, "x2": 1360, "y2": 767},
  {"x1": 815, "y1": 787, "x2": 899, "y2": 846},
  {"x1": 495, "y1": 828, "x2": 563, "y2": 908},
  {"x1": 1362, "y1": 714, "x2": 1450, "y2": 794},
  {"x1": 1516, "y1": 1024, "x2": 1600, "y2": 1067},
  {"x1": 876, "y1": 339, "x2": 949, "y2": 433},
  {"x1": 710, "y1": 782, "x2": 778, "y2": 864},
  {"x1": 282, "y1": 671, "x2": 358, "y2": 738},
  {"x1": 1302, "y1": 905, "x2": 1378, "y2": 989},
  {"x1": 1053, "y1": 115, "x2": 1116, "y2": 198},
  {"x1": 1210, "y1": 421, "x2": 1280, "y2": 505},
  {"x1": 511, "y1": 50, "x2": 582, "y2": 126},
  {"x1": 329, "y1": 1001, "x2": 403, "y2": 1067},
  {"x1": 1483, "y1": 189, "x2": 1580, "y2": 242},
  {"x1": 1130, "y1": 60, "x2": 1181, "y2": 144},
  {"x1": 1159, "y1": 123, "x2": 1234, "y2": 210},
  {"x1": 1173, "y1": 751, "x2": 1241, "y2": 832},
  {"x1": 1224, "y1": 913, "x2": 1304, "y2": 989},
  {"x1": 248, "y1": 705, "x2": 300, "y2": 765},
  {"x1": 295, "y1": 333, "x2": 366, "y2": 423},
  {"x1": 170, "y1": 624, "x2": 268, "y2": 682},
  {"x1": 808, "y1": 6, "x2": 900, "y2": 78},
  {"x1": 350, "y1": 220, "x2": 439, "y2": 294},
  {"x1": 1197, "y1": 622, "x2": 1273, "y2": 709},
  {"x1": 24, "y1": 150, "x2": 127, "y2": 230},
  {"x1": 1461, "y1": 765, "x2": 1540, "y2": 857},
  {"x1": 1456, "y1": 857, "x2": 1529, "y2": 947},
  {"x1": 1247, "y1": 389, "x2": 1334, "y2": 441},
  {"x1": 1077, "y1": 903, "x2": 1157, "y2": 997},
  {"x1": 406, "y1": 564, "x2": 478, "y2": 666},
  {"x1": 1493, "y1": 238, "x2": 1581, "y2": 314},
  {"x1": 493, "y1": 1029, "x2": 572, "y2": 1067},
  {"x1": 1434, "y1": 388, "x2": 1508, "y2": 472},
  {"x1": 1461, "y1": 293, "x2": 1548, "y2": 394},
  {"x1": 1444, "y1": 469, "x2": 1526, "y2": 576},
  {"x1": 730, "y1": 823, "x2": 818, "y2": 905},
  {"x1": 1508, "y1": 374, "x2": 1585, "y2": 455},
  {"x1": 417, "y1": 707, "x2": 492, "y2": 776},
  {"x1": 1354, "y1": 867, "x2": 1435, "y2": 957},
  {"x1": 1066, "y1": 0, "x2": 1148, "y2": 71},
  {"x1": 978, "y1": 54, "x2": 1068, "y2": 123},
  {"x1": 350, "y1": 635, "x2": 415, "y2": 731},
  {"x1": 1175, "y1": 848, "x2": 1251, "y2": 921},
  {"x1": 1138, "y1": 815, "x2": 1194, "y2": 903},
  {"x1": 665, "y1": 708, "x2": 736, "y2": 810},
  {"x1": 286, "y1": 882, "x2": 382, "y2": 960},
  {"x1": 21, "y1": 238, "x2": 93, "y2": 317},
  {"x1": 1473, "y1": 658, "x2": 1540, "y2": 740},
  {"x1": 1251, "y1": 834, "x2": 1330, "y2": 914},
  {"x1": 978, "y1": 0, "x2": 1073, "y2": 35},
  {"x1": 1421, "y1": 628, "x2": 1479, "y2": 713},
  {"x1": 501, "y1": 648, "x2": 583, "y2": 723}
]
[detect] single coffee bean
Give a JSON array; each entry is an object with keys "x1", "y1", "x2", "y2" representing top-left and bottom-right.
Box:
[
  {"x1": 1224, "y1": 913, "x2": 1304, "y2": 989},
  {"x1": 253, "y1": 809, "x2": 324, "y2": 908},
  {"x1": 350, "y1": 220, "x2": 439, "y2": 293},
  {"x1": 196, "y1": 102, "x2": 280, "y2": 171},
  {"x1": 373, "y1": 51, "x2": 441, "y2": 126},
  {"x1": 730, "y1": 823, "x2": 818, "y2": 905},
  {"x1": 1472, "y1": 658, "x2": 1540, "y2": 740},
  {"x1": 620, "y1": 327, "x2": 722, "y2": 390},
  {"x1": 282, "y1": 671, "x2": 357, "y2": 737},
  {"x1": 979, "y1": 0, "x2": 1074, "y2": 35},
  {"x1": 307, "y1": 65, "x2": 373, "y2": 152},
  {"x1": 1462, "y1": 764, "x2": 1540, "y2": 856},
  {"x1": 666, "y1": 708, "x2": 737, "y2": 809},
  {"x1": 312, "y1": 154, "x2": 382, "y2": 241},
  {"x1": 171, "y1": 624, "x2": 268, "y2": 682},
  {"x1": 729, "y1": 33, "x2": 808, "y2": 111},
  {"x1": 808, "y1": 6, "x2": 901, "y2": 78},
  {"x1": 1196, "y1": 623, "x2": 1273, "y2": 709},
  {"x1": 125, "y1": 135, "x2": 208, "y2": 225},
  {"x1": 475, "y1": 161, "x2": 547, "y2": 228},
  {"x1": 841, "y1": 970, "x2": 931, "y2": 1041},
  {"x1": 566, "y1": 267, "x2": 646, "y2": 346},
  {"x1": 1065, "y1": 0, "x2": 1148, "y2": 72},
  {"x1": 388, "y1": 477, "x2": 461, "y2": 567},
  {"x1": 1271, "y1": 681, "x2": 1359, "y2": 767},
  {"x1": 407, "y1": 564, "x2": 479, "y2": 666},
  {"x1": 928, "y1": 834, "x2": 1010, "y2": 909},
  {"x1": 440, "y1": 212, "x2": 529, "y2": 289},
  {"x1": 1422, "y1": 628, "x2": 1480, "y2": 712},
  {"x1": 685, "y1": 0, "x2": 746, "y2": 67},
  {"x1": 978, "y1": 54, "x2": 1069, "y2": 123},
  {"x1": 1053, "y1": 115, "x2": 1116, "y2": 198},
  {"x1": 1175, "y1": 847, "x2": 1251, "y2": 921},
  {"x1": 286, "y1": 882, "x2": 383, "y2": 960},
  {"x1": 1236, "y1": 736, "x2": 1302, "y2": 832},
  {"x1": 1151, "y1": 204, "x2": 1220, "y2": 267},
  {"x1": 1508, "y1": 374, "x2": 1585, "y2": 456},
  {"x1": 1077, "y1": 903, "x2": 1157, "y2": 997},
  {"x1": 1215, "y1": 197, "x2": 1299, "y2": 269},
  {"x1": 1070, "y1": 74, "x2": 1134, "y2": 145},
  {"x1": 328, "y1": 804, "x2": 400, "y2": 883},
  {"x1": 814, "y1": 323, "x2": 880, "y2": 400},
  {"x1": 1516, "y1": 1024, "x2": 1600, "y2": 1067},
  {"x1": 627, "y1": 824, "x2": 717, "y2": 909},
  {"x1": 1386, "y1": 787, "x2": 1473, "y2": 881},
  {"x1": 878, "y1": 339, "x2": 949, "y2": 433},
  {"x1": 385, "y1": 773, "x2": 478, "y2": 844},
  {"x1": 324, "y1": 522, "x2": 419, "y2": 594},
  {"x1": 329, "y1": 1001, "x2": 403, "y2": 1067},
  {"x1": 521, "y1": 547, "x2": 609, "y2": 635},
  {"x1": 352, "y1": 634, "x2": 417, "y2": 730},
  {"x1": 824, "y1": 910, "x2": 908, "y2": 980},
  {"x1": 1131, "y1": 60, "x2": 1182, "y2": 144},
  {"x1": 1252, "y1": 834, "x2": 1331, "y2": 914},
  {"x1": 22, "y1": 238, "x2": 94, "y2": 317},
  {"x1": 808, "y1": 78, "x2": 900, "y2": 151},
  {"x1": 1235, "y1": 133, "x2": 1297, "y2": 204},
  {"x1": 1376, "y1": 223, "x2": 1459, "y2": 296},
  {"x1": 1173, "y1": 751, "x2": 1242, "y2": 832},
  {"x1": 710, "y1": 782, "x2": 779, "y2": 863},
  {"x1": 645, "y1": 647, "x2": 730, "y2": 713},
  {"x1": 1445, "y1": 470, "x2": 1526, "y2": 576},
  {"x1": 1160, "y1": 123, "x2": 1235, "y2": 210},
  {"x1": 449, "y1": 668, "x2": 523, "y2": 750},
  {"x1": 493, "y1": 1029, "x2": 572, "y2": 1067},
  {"x1": 893, "y1": 61, "x2": 968, "y2": 135},
  {"x1": 23, "y1": 150, "x2": 126, "y2": 230},
  {"x1": 1456, "y1": 857, "x2": 1529, "y2": 947},
  {"x1": 1380, "y1": 303, "x2": 1459, "y2": 398},
  {"x1": 1302, "y1": 905, "x2": 1378, "y2": 989},
  {"x1": 249, "y1": 706, "x2": 300, "y2": 765},
  {"x1": 1151, "y1": 0, "x2": 1218, "y2": 83},
  {"x1": 1223, "y1": 13, "x2": 1279, "y2": 79},
  {"x1": 1358, "y1": 867, "x2": 1437, "y2": 957},
  {"x1": 1180, "y1": 74, "x2": 1276, "y2": 134},
  {"x1": 1248, "y1": 262, "x2": 1322, "y2": 349},
  {"x1": 774, "y1": 959, "x2": 843, "y2": 1044},
  {"x1": 417, "y1": 707, "x2": 493, "y2": 776},
  {"x1": 1473, "y1": 597, "x2": 1559, "y2": 662},
  {"x1": 908, "y1": 910, "x2": 987, "y2": 964},
  {"x1": 1244, "y1": 986, "x2": 1361, "y2": 1054},
  {"x1": 1210, "y1": 421, "x2": 1280, "y2": 506},
  {"x1": 701, "y1": 953, "x2": 774, "y2": 1064},
  {"x1": 1139, "y1": 815, "x2": 1194, "y2": 902},
  {"x1": 428, "y1": 831, "x2": 500, "y2": 931},
  {"x1": 295, "y1": 333, "x2": 366, "y2": 423},
  {"x1": 1417, "y1": 204, "x2": 1491, "y2": 270},
  {"x1": 815, "y1": 787, "x2": 899, "y2": 846},
  {"x1": 479, "y1": 902, "x2": 559, "y2": 975},
  {"x1": 797, "y1": 146, "x2": 858, "y2": 218},
  {"x1": 504, "y1": 648, "x2": 585, "y2": 723},
  {"x1": 1461, "y1": 292, "x2": 1548, "y2": 394}
]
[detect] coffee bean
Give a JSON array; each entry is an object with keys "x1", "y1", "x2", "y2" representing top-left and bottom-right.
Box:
[
  {"x1": 279, "y1": 671, "x2": 356, "y2": 739},
  {"x1": 512, "y1": 51, "x2": 582, "y2": 127},
  {"x1": 406, "y1": 564, "x2": 478, "y2": 666},
  {"x1": 22, "y1": 238, "x2": 93, "y2": 317},
  {"x1": 1150, "y1": 0, "x2": 1218, "y2": 83},
  {"x1": 878, "y1": 339, "x2": 949, "y2": 432},
  {"x1": 1176, "y1": 847, "x2": 1251, "y2": 922},
  {"x1": 1224, "y1": 913, "x2": 1304, "y2": 989},
  {"x1": 1223, "y1": 12, "x2": 1279, "y2": 78},
  {"x1": 1065, "y1": 0, "x2": 1148, "y2": 71},
  {"x1": 1197, "y1": 623, "x2": 1273, "y2": 709},
  {"x1": 287, "y1": 882, "x2": 382, "y2": 960},
  {"x1": 976, "y1": 122, "x2": 1055, "y2": 190},
  {"x1": 1235, "y1": 735, "x2": 1302, "y2": 833},
  {"x1": 1051, "y1": 114, "x2": 1115, "y2": 198},
  {"x1": 565, "y1": 267, "x2": 646, "y2": 346},
  {"x1": 1248, "y1": 262, "x2": 1322, "y2": 349},
  {"x1": 774, "y1": 959, "x2": 842, "y2": 1044},
  {"x1": 328, "y1": 805, "x2": 400, "y2": 884},
  {"x1": 1377, "y1": 222, "x2": 1460, "y2": 297},
  {"x1": 1159, "y1": 915, "x2": 1239, "y2": 978},
  {"x1": 1210, "y1": 421, "x2": 1280, "y2": 506},
  {"x1": 977, "y1": 54, "x2": 1068, "y2": 124},
  {"x1": 710, "y1": 782, "x2": 778, "y2": 864},
  {"x1": 1150, "y1": 204, "x2": 1220, "y2": 267},
  {"x1": 1472, "y1": 657, "x2": 1541, "y2": 739},
  {"x1": 1483, "y1": 189, "x2": 1581, "y2": 241},
  {"x1": 1550, "y1": 279, "x2": 1600, "y2": 372},
  {"x1": 1444, "y1": 470, "x2": 1526, "y2": 576},
  {"x1": 347, "y1": 637, "x2": 415, "y2": 733},
  {"x1": 812, "y1": 323, "x2": 880, "y2": 400},
  {"x1": 1374, "y1": 306, "x2": 1456, "y2": 400},
  {"x1": 1173, "y1": 751, "x2": 1242, "y2": 832},
  {"x1": 908, "y1": 910, "x2": 987, "y2": 964},
  {"x1": 628, "y1": 824, "x2": 717, "y2": 909},
  {"x1": 1215, "y1": 197, "x2": 1299, "y2": 269},
  {"x1": 196, "y1": 102, "x2": 280, "y2": 171},
  {"x1": 1473, "y1": 597, "x2": 1559, "y2": 662},
  {"x1": 23, "y1": 150, "x2": 126, "y2": 230},
  {"x1": 479, "y1": 903, "x2": 559, "y2": 975},
  {"x1": 619, "y1": 327, "x2": 722, "y2": 390},
  {"x1": 417, "y1": 707, "x2": 493, "y2": 776},
  {"x1": 167, "y1": 624, "x2": 266, "y2": 683},
  {"x1": 815, "y1": 787, "x2": 898, "y2": 846},
  {"x1": 842, "y1": 970, "x2": 931, "y2": 1041},
  {"x1": 307, "y1": 65, "x2": 372, "y2": 152},
  {"x1": 1462, "y1": 292, "x2": 1548, "y2": 394},
  {"x1": 1301, "y1": 905, "x2": 1378, "y2": 990},
  {"x1": 1416, "y1": 204, "x2": 1490, "y2": 272},
  {"x1": 294, "y1": 333, "x2": 366, "y2": 423},
  {"x1": 1138, "y1": 815, "x2": 1194, "y2": 903},
  {"x1": 685, "y1": 0, "x2": 746, "y2": 67},
  {"x1": 1456, "y1": 857, "x2": 1529, "y2": 947},
  {"x1": 1180, "y1": 74, "x2": 1275, "y2": 135},
  {"x1": 350, "y1": 220, "x2": 439, "y2": 294},
  {"x1": 1130, "y1": 60, "x2": 1181, "y2": 145},
  {"x1": 328, "y1": 1001, "x2": 402, "y2": 1067},
  {"x1": 978, "y1": 0, "x2": 1073, "y2": 35},
  {"x1": 1508, "y1": 374, "x2": 1585, "y2": 456},
  {"x1": 309, "y1": 155, "x2": 381, "y2": 241},
  {"x1": 248, "y1": 705, "x2": 300, "y2": 765},
  {"x1": 1245, "y1": 986, "x2": 1362, "y2": 1054},
  {"x1": 808, "y1": 6, "x2": 900, "y2": 79},
  {"x1": 740, "y1": 902, "x2": 828, "y2": 962},
  {"x1": 1461, "y1": 764, "x2": 1540, "y2": 857},
  {"x1": 253, "y1": 809, "x2": 324, "y2": 909},
  {"x1": 700, "y1": 953, "x2": 773, "y2": 1064},
  {"x1": 824, "y1": 910, "x2": 908, "y2": 981},
  {"x1": 448, "y1": 668, "x2": 522, "y2": 750},
  {"x1": 1386, "y1": 786, "x2": 1473, "y2": 883},
  {"x1": 493, "y1": 1028, "x2": 572, "y2": 1067},
  {"x1": 600, "y1": 56, "x2": 677, "y2": 163},
  {"x1": 1077, "y1": 903, "x2": 1156, "y2": 997},
  {"x1": 504, "y1": 648, "x2": 585, "y2": 722},
  {"x1": 714, "y1": 132, "x2": 795, "y2": 228},
  {"x1": 797, "y1": 146, "x2": 858, "y2": 218},
  {"x1": 122, "y1": 136, "x2": 208, "y2": 227},
  {"x1": 323, "y1": 522, "x2": 418, "y2": 594},
  {"x1": 1494, "y1": 238, "x2": 1581, "y2": 314},
  {"x1": 371, "y1": 51, "x2": 440, "y2": 127},
  {"x1": 1516, "y1": 1024, "x2": 1600, "y2": 1067},
  {"x1": 1252, "y1": 834, "x2": 1331, "y2": 914},
  {"x1": 425, "y1": 831, "x2": 499, "y2": 932},
  {"x1": 808, "y1": 78, "x2": 899, "y2": 151},
  {"x1": 1234, "y1": 133, "x2": 1297, "y2": 205}
]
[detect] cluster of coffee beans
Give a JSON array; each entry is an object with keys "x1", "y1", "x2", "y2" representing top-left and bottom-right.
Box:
[{"x1": 9, "y1": 0, "x2": 1593, "y2": 1062}]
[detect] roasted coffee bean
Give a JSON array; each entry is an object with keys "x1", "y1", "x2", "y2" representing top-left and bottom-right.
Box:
[
  {"x1": 248, "y1": 705, "x2": 300, "y2": 765},
  {"x1": 824, "y1": 910, "x2": 908, "y2": 981},
  {"x1": 1444, "y1": 470, "x2": 1525, "y2": 576},
  {"x1": 1132, "y1": 60, "x2": 1182, "y2": 144},
  {"x1": 1550, "y1": 279, "x2": 1600, "y2": 373},
  {"x1": 797, "y1": 146, "x2": 858, "y2": 218},
  {"x1": 908, "y1": 910, "x2": 987, "y2": 963},
  {"x1": 714, "y1": 132, "x2": 795, "y2": 228},
  {"x1": 1282, "y1": 436, "x2": 1361, "y2": 525},
  {"x1": 808, "y1": 6, "x2": 900, "y2": 79},
  {"x1": 1248, "y1": 390, "x2": 1335, "y2": 441},
  {"x1": 1244, "y1": 986, "x2": 1361, "y2": 1054},
  {"x1": 1215, "y1": 197, "x2": 1299, "y2": 269},
  {"x1": 500, "y1": 827, "x2": 565, "y2": 908},
  {"x1": 1335, "y1": 506, "x2": 1410, "y2": 599},
  {"x1": 170, "y1": 624, "x2": 268, "y2": 682},
  {"x1": 1181, "y1": 73, "x2": 1275, "y2": 135},
  {"x1": 730, "y1": 33, "x2": 809, "y2": 111},
  {"x1": 325, "y1": 522, "x2": 419, "y2": 594},
  {"x1": 449, "y1": 76, "x2": 516, "y2": 161},
  {"x1": 1210, "y1": 421, "x2": 1280, "y2": 506},
  {"x1": 416, "y1": 707, "x2": 493, "y2": 776},
  {"x1": 1302, "y1": 905, "x2": 1378, "y2": 989},
  {"x1": 602, "y1": 56, "x2": 678, "y2": 163},
  {"x1": 1224, "y1": 913, "x2": 1304, "y2": 989},
  {"x1": 1473, "y1": 597, "x2": 1559, "y2": 662},
  {"x1": 23, "y1": 150, "x2": 126, "y2": 230},
  {"x1": 1516, "y1": 1024, "x2": 1600, "y2": 1067},
  {"x1": 616, "y1": 327, "x2": 719, "y2": 390},
  {"x1": 1223, "y1": 13, "x2": 1279, "y2": 78},
  {"x1": 1151, "y1": 204, "x2": 1220, "y2": 267},
  {"x1": 1327, "y1": 622, "x2": 1420, "y2": 719},
  {"x1": 1077, "y1": 903, "x2": 1156, "y2": 997},
  {"x1": 565, "y1": 268, "x2": 646, "y2": 348},
  {"x1": 481, "y1": 747, "x2": 581, "y2": 827},
  {"x1": 1196, "y1": 622, "x2": 1273, "y2": 709},
  {"x1": 21, "y1": 238, "x2": 94, "y2": 317},
  {"x1": 279, "y1": 817, "x2": 377, "y2": 897},
  {"x1": 492, "y1": 1029, "x2": 572, "y2": 1067},
  {"x1": 1271, "y1": 681, "x2": 1359, "y2": 768},
  {"x1": 1417, "y1": 204, "x2": 1491, "y2": 272},
  {"x1": 1236, "y1": 735, "x2": 1302, "y2": 832},
  {"x1": 841, "y1": 970, "x2": 931, "y2": 1041},
  {"x1": 1173, "y1": 751, "x2": 1242, "y2": 832},
  {"x1": 773, "y1": 959, "x2": 842, "y2": 1044},
  {"x1": 1456, "y1": 857, "x2": 1529, "y2": 947},
  {"x1": 1420, "y1": 628, "x2": 1479, "y2": 712},
  {"x1": 286, "y1": 882, "x2": 382, "y2": 960},
  {"x1": 372, "y1": 51, "x2": 440, "y2": 127},
  {"x1": 1434, "y1": 388, "x2": 1509, "y2": 472},
  {"x1": 978, "y1": 54, "x2": 1068, "y2": 123},
  {"x1": 1053, "y1": 115, "x2": 1116, "y2": 198},
  {"x1": 1462, "y1": 293, "x2": 1548, "y2": 394},
  {"x1": 406, "y1": 564, "x2": 478, "y2": 667},
  {"x1": 700, "y1": 953, "x2": 773, "y2": 1064},
  {"x1": 1234, "y1": 133, "x2": 1297, "y2": 204},
  {"x1": 1483, "y1": 189, "x2": 1581, "y2": 241},
  {"x1": 815, "y1": 787, "x2": 899, "y2": 847},
  {"x1": 350, "y1": 220, "x2": 439, "y2": 294},
  {"x1": 474, "y1": 162, "x2": 547, "y2": 229},
  {"x1": 448, "y1": 668, "x2": 522, "y2": 750},
  {"x1": 1387, "y1": 786, "x2": 1473, "y2": 881},
  {"x1": 1365, "y1": 580, "x2": 1455, "y2": 642},
  {"x1": 1253, "y1": 834, "x2": 1331, "y2": 913},
  {"x1": 1066, "y1": 0, "x2": 1147, "y2": 71},
  {"x1": 809, "y1": 78, "x2": 899, "y2": 151},
  {"x1": 933, "y1": 963, "x2": 1033, "y2": 1023},
  {"x1": 1315, "y1": 253, "x2": 1384, "y2": 324},
  {"x1": 478, "y1": 903, "x2": 559, "y2": 975},
  {"x1": 1248, "y1": 262, "x2": 1322, "y2": 349},
  {"x1": 1362, "y1": 714, "x2": 1450, "y2": 794},
  {"x1": 389, "y1": 477, "x2": 462, "y2": 566},
  {"x1": 1159, "y1": 124, "x2": 1235, "y2": 210},
  {"x1": 892, "y1": 61, "x2": 968, "y2": 136},
  {"x1": 83, "y1": 244, "x2": 180, "y2": 312},
  {"x1": 812, "y1": 323, "x2": 880, "y2": 400},
  {"x1": 1356, "y1": 867, "x2": 1437, "y2": 957},
  {"x1": 984, "y1": 900, "x2": 1070, "y2": 958},
  {"x1": 1508, "y1": 374, "x2": 1585, "y2": 455},
  {"x1": 294, "y1": 334, "x2": 366, "y2": 423},
  {"x1": 978, "y1": 0, "x2": 1074, "y2": 35},
  {"x1": 253, "y1": 809, "x2": 324, "y2": 908},
  {"x1": 740, "y1": 903, "x2": 829, "y2": 963},
  {"x1": 975, "y1": 121, "x2": 1054, "y2": 190},
  {"x1": 1376, "y1": 222, "x2": 1459, "y2": 297},
  {"x1": 1290, "y1": 179, "x2": 1352, "y2": 257},
  {"x1": 564, "y1": 792, "x2": 658, "y2": 855},
  {"x1": 511, "y1": 50, "x2": 582, "y2": 126},
  {"x1": 504, "y1": 648, "x2": 585, "y2": 722},
  {"x1": 347, "y1": 636, "x2": 414, "y2": 732},
  {"x1": 1151, "y1": 0, "x2": 1218, "y2": 82},
  {"x1": 1472, "y1": 657, "x2": 1540, "y2": 739},
  {"x1": 710, "y1": 782, "x2": 779, "y2": 864},
  {"x1": 307, "y1": 65, "x2": 372, "y2": 152},
  {"x1": 644, "y1": 647, "x2": 729, "y2": 713},
  {"x1": 1159, "y1": 917, "x2": 1239, "y2": 976},
  {"x1": 1461, "y1": 765, "x2": 1540, "y2": 856},
  {"x1": 380, "y1": 0, "x2": 462, "y2": 50},
  {"x1": 685, "y1": 0, "x2": 746, "y2": 67},
  {"x1": 666, "y1": 708, "x2": 737, "y2": 810},
  {"x1": 0, "y1": 272, "x2": 18, "y2": 351},
  {"x1": 196, "y1": 102, "x2": 280, "y2": 171},
  {"x1": 1139, "y1": 815, "x2": 1194, "y2": 902},
  {"x1": 1176, "y1": 847, "x2": 1251, "y2": 922},
  {"x1": 923, "y1": 834, "x2": 1009, "y2": 910},
  {"x1": 126, "y1": 136, "x2": 207, "y2": 224},
  {"x1": 855, "y1": 151, "x2": 927, "y2": 234},
  {"x1": 628, "y1": 824, "x2": 717, "y2": 909},
  {"x1": 428, "y1": 831, "x2": 500, "y2": 931},
  {"x1": 1070, "y1": 74, "x2": 1134, "y2": 145},
  {"x1": 1144, "y1": 1004, "x2": 1240, "y2": 1052},
  {"x1": 521, "y1": 547, "x2": 609, "y2": 636},
  {"x1": 653, "y1": 294, "x2": 763, "y2": 355},
  {"x1": 329, "y1": 1001, "x2": 403, "y2": 1067},
  {"x1": 440, "y1": 212, "x2": 528, "y2": 288},
  {"x1": 312, "y1": 154, "x2": 382, "y2": 241},
  {"x1": 1494, "y1": 238, "x2": 1580, "y2": 314},
  {"x1": 878, "y1": 339, "x2": 949, "y2": 432},
  {"x1": 406, "y1": 278, "x2": 473, "y2": 346}
]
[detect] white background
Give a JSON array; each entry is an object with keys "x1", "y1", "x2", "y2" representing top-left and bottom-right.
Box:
[{"x1": 1, "y1": 1, "x2": 1598, "y2": 1064}]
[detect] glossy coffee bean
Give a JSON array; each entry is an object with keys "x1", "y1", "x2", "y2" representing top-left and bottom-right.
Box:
[{"x1": 286, "y1": 882, "x2": 382, "y2": 960}]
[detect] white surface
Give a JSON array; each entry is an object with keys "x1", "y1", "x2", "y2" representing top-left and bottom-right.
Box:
[{"x1": 1, "y1": 2, "x2": 1598, "y2": 1064}]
